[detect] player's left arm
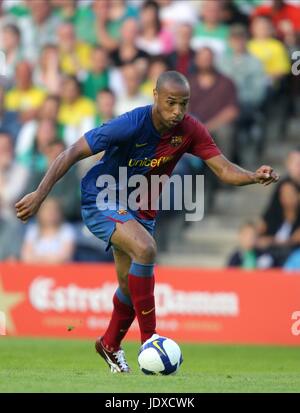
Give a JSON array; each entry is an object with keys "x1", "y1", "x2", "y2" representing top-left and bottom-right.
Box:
[{"x1": 205, "y1": 154, "x2": 280, "y2": 186}]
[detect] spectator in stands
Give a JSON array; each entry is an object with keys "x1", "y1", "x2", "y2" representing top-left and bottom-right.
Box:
[
  {"x1": 4, "y1": 60, "x2": 46, "y2": 123},
  {"x1": 248, "y1": 15, "x2": 291, "y2": 82},
  {"x1": 25, "y1": 140, "x2": 81, "y2": 222},
  {"x1": 81, "y1": 46, "x2": 110, "y2": 101},
  {"x1": 15, "y1": 95, "x2": 62, "y2": 158},
  {"x1": 17, "y1": 119, "x2": 58, "y2": 174},
  {"x1": 21, "y1": 197, "x2": 76, "y2": 264},
  {"x1": 136, "y1": 0, "x2": 174, "y2": 56},
  {"x1": 95, "y1": 88, "x2": 116, "y2": 126},
  {"x1": 115, "y1": 63, "x2": 151, "y2": 116},
  {"x1": 218, "y1": 24, "x2": 268, "y2": 166},
  {"x1": 220, "y1": 0, "x2": 249, "y2": 27},
  {"x1": 262, "y1": 147, "x2": 300, "y2": 227},
  {"x1": 227, "y1": 221, "x2": 274, "y2": 269},
  {"x1": 90, "y1": 0, "x2": 138, "y2": 52},
  {"x1": 33, "y1": 44, "x2": 61, "y2": 94},
  {"x1": 156, "y1": 0, "x2": 198, "y2": 29},
  {"x1": 278, "y1": 147, "x2": 300, "y2": 190},
  {"x1": 0, "y1": 2, "x2": 21, "y2": 51},
  {"x1": 51, "y1": 0, "x2": 77, "y2": 22},
  {"x1": 0, "y1": 131, "x2": 29, "y2": 220},
  {"x1": 19, "y1": 0, "x2": 61, "y2": 62},
  {"x1": 191, "y1": 0, "x2": 230, "y2": 57},
  {"x1": 0, "y1": 23, "x2": 23, "y2": 84},
  {"x1": 251, "y1": 0, "x2": 300, "y2": 41},
  {"x1": 0, "y1": 85, "x2": 21, "y2": 143},
  {"x1": 78, "y1": 89, "x2": 115, "y2": 177},
  {"x1": 249, "y1": 15, "x2": 291, "y2": 141},
  {"x1": 58, "y1": 75, "x2": 95, "y2": 146},
  {"x1": 110, "y1": 18, "x2": 149, "y2": 70},
  {"x1": 257, "y1": 181, "x2": 300, "y2": 266},
  {"x1": 188, "y1": 47, "x2": 239, "y2": 160},
  {"x1": 141, "y1": 56, "x2": 169, "y2": 98},
  {"x1": 167, "y1": 23, "x2": 195, "y2": 76},
  {"x1": 57, "y1": 22, "x2": 92, "y2": 77},
  {"x1": 51, "y1": 0, "x2": 94, "y2": 45}
]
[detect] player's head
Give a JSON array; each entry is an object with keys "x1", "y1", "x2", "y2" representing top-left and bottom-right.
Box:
[{"x1": 153, "y1": 71, "x2": 190, "y2": 130}]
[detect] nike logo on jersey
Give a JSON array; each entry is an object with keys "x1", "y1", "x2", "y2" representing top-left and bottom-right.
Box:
[
  {"x1": 136, "y1": 143, "x2": 148, "y2": 148},
  {"x1": 141, "y1": 307, "x2": 155, "y2": 315}
]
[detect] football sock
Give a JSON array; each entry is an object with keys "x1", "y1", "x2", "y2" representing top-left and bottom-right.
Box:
[
  {"x1": 102, "y1": 287, "x2": 135, "y2": 352},
  {"x1": 128, "y1": 262, "x2": 156, "y2": 343}
]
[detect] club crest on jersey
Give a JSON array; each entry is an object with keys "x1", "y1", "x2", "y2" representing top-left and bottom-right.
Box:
[
  {"x1": 117, "y1": 209, "x2": 127, "y2": 215},
  {"x1": 170, "y1": 136, "x2": 183, "y2": 147}
]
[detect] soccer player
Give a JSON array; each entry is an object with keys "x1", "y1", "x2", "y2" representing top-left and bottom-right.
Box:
[{"x1": 15, "y1": 71, "x2": 279, "y2": 373}]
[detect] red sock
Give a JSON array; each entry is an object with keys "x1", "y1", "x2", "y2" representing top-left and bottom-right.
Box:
[
  {"x1": 128, "y1": 262, "x2": 156, "y2": 343},
  {"x1": 102, "y1": 290, "x2": 135, "y2": 352}
]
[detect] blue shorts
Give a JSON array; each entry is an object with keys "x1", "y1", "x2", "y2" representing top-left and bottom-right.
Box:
[{"x1": 81, "y1": 203, "x2": 156, "y2": 251}]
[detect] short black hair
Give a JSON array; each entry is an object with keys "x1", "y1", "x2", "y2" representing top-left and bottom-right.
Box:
[{"x1": 156, "y1": 71, "x2": 190, "y2": 92}]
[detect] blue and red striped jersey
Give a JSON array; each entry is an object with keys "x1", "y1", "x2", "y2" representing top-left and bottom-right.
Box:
[{"x1": 81, "y1": 105, "x2": 221, "y2": 219}]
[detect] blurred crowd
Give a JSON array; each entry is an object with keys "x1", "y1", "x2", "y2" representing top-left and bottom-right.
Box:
[
  {"x1": 0, "y1": 0, "x2": 300, "y2": 268},
  {"x1": 227, "y1": 147, "x2": 300, "y2": 271}
]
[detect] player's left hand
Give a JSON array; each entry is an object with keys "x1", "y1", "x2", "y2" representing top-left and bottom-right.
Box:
[{"x1": 254, "y1": 165, "x2": 280, "y2": 186}]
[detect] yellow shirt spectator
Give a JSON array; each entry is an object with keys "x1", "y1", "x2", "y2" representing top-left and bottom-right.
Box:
[
  {"x1": 140, "y1": 80, "x2": 154, "y2": 99},
  {"x1": 248, "y1": 38, "x2": 290, "y2": 76},
  {"x1": 5, "y1": 88, "x2": 46, "y2": 112},
  {"x1": 59, "y1": 43, "x2": 92, "y2": 76},
  {"x1": 58, "y1": 96, "x2": 96, "y2": 126}
]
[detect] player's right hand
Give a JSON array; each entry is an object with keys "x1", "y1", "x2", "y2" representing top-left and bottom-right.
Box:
[{"x1": 15, "y1": 191, "x2": 43, "y2": 223}]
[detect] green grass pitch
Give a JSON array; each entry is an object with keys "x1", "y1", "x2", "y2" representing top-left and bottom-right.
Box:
[{"x1": 0, "y1": 337, "x2": 300, "y2": 393}]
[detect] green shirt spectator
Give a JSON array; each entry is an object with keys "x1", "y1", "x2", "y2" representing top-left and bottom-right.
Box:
[
  {"x1": 192, "y1": 23, "x2": 230, "y2": 56},
  {"x1": 191, "y1": 0, "x2": 230, "y2": 56},
  {"x1": 81, "y1": 46, "x2": 111, "y2": 100},
  {"x1": 82, "y1": 70, "x2": 109, "y2": 101}
]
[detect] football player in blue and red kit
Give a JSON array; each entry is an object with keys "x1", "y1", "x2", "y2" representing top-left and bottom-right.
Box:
[{"x1": 16, "y1": 71, "x2": 279, "y2": 373}]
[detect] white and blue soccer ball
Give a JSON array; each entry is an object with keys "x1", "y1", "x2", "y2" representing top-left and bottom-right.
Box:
[{"x1": 138, "y1": 334, "x2": 183, "y2": 375}]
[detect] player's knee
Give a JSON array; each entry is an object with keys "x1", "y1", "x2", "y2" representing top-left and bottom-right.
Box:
[{"x1": 134, "y1": 241, "x2": 157, "y2": 263}]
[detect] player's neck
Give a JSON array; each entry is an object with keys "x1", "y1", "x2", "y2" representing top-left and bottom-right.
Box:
[{"x1": 151, "y1": 106, "x2": 168, "y2": 135}]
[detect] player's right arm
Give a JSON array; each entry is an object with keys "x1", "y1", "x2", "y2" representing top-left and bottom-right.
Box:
[{"x1": 15, "y1": 136, "x2": 93, "y2": 222}]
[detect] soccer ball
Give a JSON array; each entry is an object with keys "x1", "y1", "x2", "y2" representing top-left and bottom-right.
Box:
[{"x1": 138, "y1": 334, "x2": 183, "y2": 375}]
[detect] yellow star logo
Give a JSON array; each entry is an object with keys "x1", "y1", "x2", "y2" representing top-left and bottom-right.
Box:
[{"x1": 0, "y1": 276, "x2": 25, "y2": 334}]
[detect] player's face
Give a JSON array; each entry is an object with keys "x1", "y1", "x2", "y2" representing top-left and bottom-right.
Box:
[{"x1": 154, "y1": 82, "x2": 190, "y2": 130}]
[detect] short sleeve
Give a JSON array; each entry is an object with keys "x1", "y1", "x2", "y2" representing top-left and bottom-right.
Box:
[
  {"x1": 188, "y1": 120, "x2": 222, "y2": 160},
  {"x1": 84, "y1": 111, "x2": 137, "y2": 154}
]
